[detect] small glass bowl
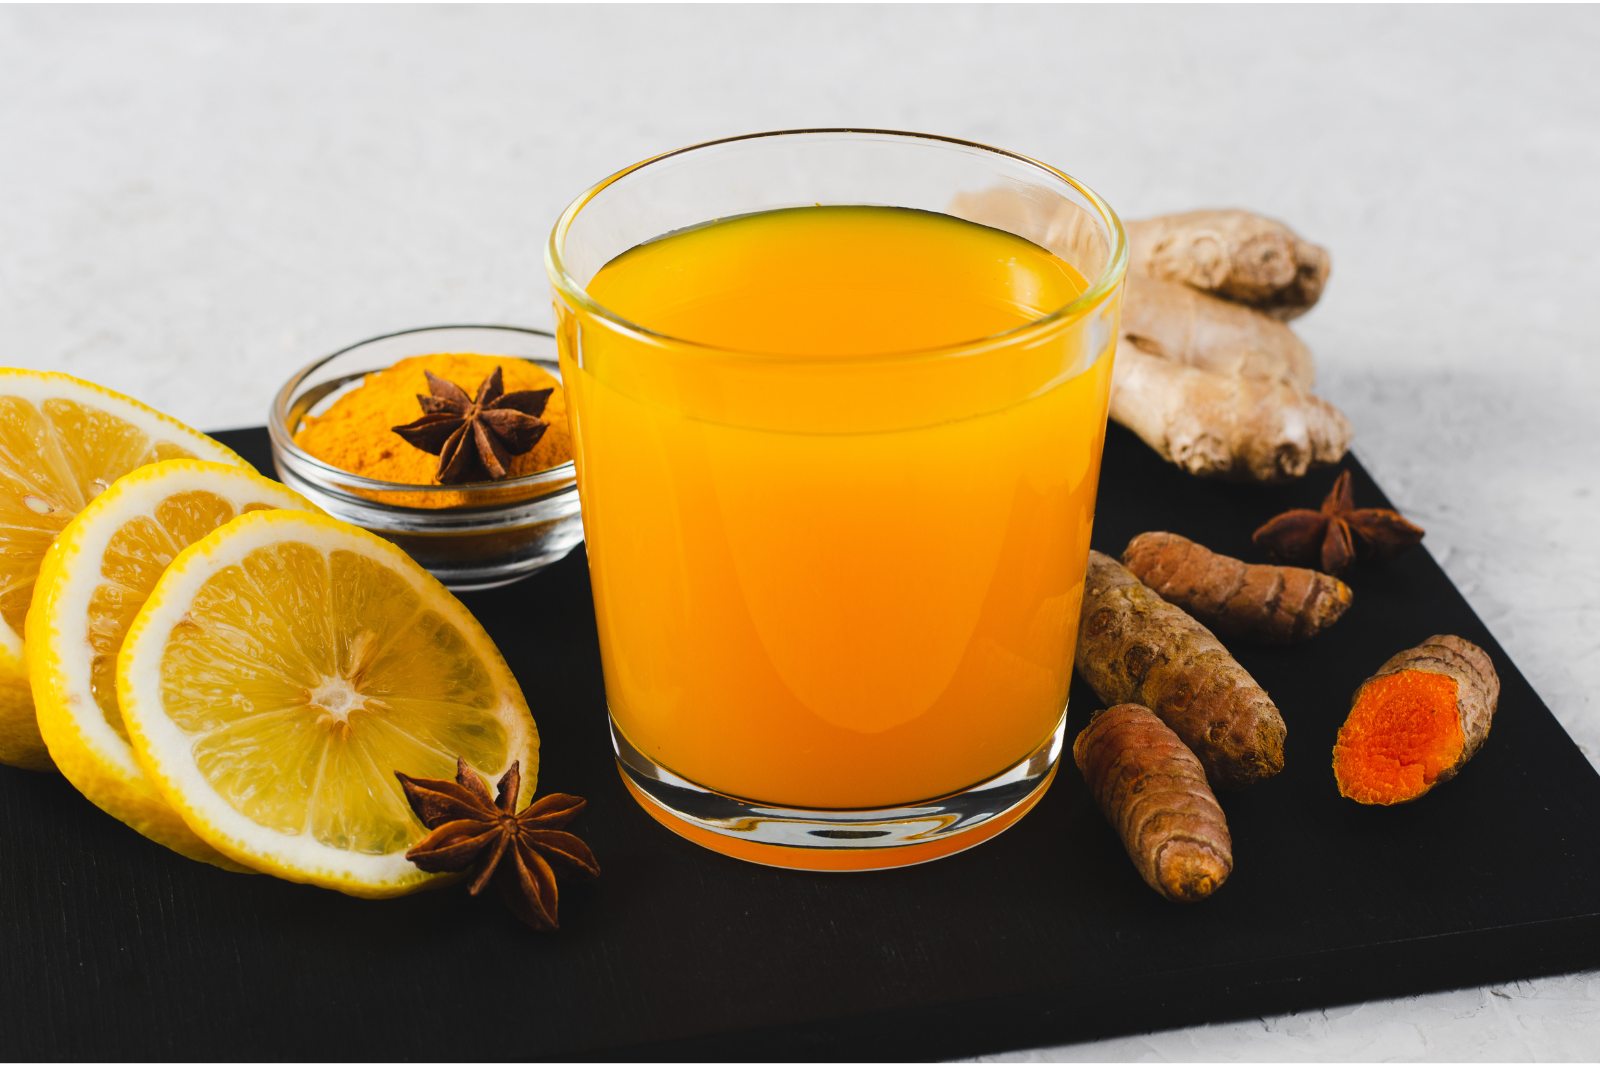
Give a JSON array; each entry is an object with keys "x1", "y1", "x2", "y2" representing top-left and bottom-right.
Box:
[{"x1": 269, "y1": 325, "x2": 583, "y2": 591}]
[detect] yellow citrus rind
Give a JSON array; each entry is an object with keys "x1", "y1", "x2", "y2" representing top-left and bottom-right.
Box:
[{"x1": 28, "y1": 460, "x2": 320, "y2": 871}]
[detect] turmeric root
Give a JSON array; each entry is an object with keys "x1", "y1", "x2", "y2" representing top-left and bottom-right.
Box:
[
  {"x1": 1122, "y1": 531, "x2": 1351, "y2": 643},
  {"x1": 1076, "y1": 551, "x2": 1286, "y2": 790},
  {"x1": 1110, "y1": 344, "x2": 1353, "y2": 483},
  {"x1": 1122, "y1": 274, "x2": 1316, "y2": 388},
  {"x1": 1333, "y1": 635, "x2": 1499, "y2": 805},
  {"x1": 1074, "y1": 703, "x2": 1232, "y2": 902},
  {"x1": 1128, "y1": 209, "x2": 1331, "y2": 320}
]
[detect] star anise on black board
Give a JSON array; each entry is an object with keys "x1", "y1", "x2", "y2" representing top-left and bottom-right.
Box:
[
  {"x1": 396, "y1": 758, "x2": 598, "y2": 931},
  {"x1": 1252, "y1": 469, "x2": 1425, "y2": 576},
  {"x1": 390, "y1": 368, "x2": 553, "y2": 484}
]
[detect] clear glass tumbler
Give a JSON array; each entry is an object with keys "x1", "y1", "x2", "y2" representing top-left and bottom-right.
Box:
[{"x1": 546, "y1": 129, "x2": 1126, "y2": 870}]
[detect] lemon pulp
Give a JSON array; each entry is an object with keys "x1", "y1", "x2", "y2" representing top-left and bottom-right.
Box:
[
  {"x1": 160, "y1": 541, "x2": 514, "y2": 855},
  {"x1": 0, "y1": 371, "x2": 245, "y2": 771},
  {"x1": 0, "y1": 397, "x2": 197, "y2": 637},
  {"x1": 88, "y1": 491, "x2": 283, "y2": 743}
]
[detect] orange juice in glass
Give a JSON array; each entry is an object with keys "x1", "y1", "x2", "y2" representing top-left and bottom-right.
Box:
[{"x1": 547, "y1": 131, "x2": 1126, "y2": 870}]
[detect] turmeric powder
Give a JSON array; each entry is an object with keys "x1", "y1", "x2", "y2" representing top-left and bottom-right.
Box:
[
  {"x1": 1333, "y1": 635, "x2": 1499, "y2": 805},
  {"x1": 294, "y1": 353, "x2": 572, "y2": 489}
]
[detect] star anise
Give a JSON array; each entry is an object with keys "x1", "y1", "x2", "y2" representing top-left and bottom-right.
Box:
[
  {"x1": 390, "y1": 367, "x2": 553, "y2": 484},
  {"x1": 1252, "y1": 469, "x2": 1425, "y2": 576},
  {"x1": 396, "y1": 758, "x2": 598, "y2": 931}
]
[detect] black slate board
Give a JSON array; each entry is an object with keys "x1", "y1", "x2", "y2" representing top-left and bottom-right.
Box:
[{"x1": 3, "y1": 423, "x2": 1598, "y2": 1061}]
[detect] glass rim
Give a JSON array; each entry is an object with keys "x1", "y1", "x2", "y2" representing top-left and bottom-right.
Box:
[
  {"x1": 544, "y1": 127, "x2": 1129, "y2": 364},
  {"x1": 268, "y1": 323, "x2": 577, "y2": 497}
]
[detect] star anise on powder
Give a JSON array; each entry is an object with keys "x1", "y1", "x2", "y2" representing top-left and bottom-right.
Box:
[
  {"x1": 390, "y1": 367, "x2": 553, "y2": 484},
  {"x1": 1252, "y1": 469, "x2": 1425, "y2": 576},
  {"x1": 396, "y1": 758, "x2": 598, "y2": 931}
]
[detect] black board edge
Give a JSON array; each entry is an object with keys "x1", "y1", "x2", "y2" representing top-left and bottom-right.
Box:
[{"x1": 603, "y1": 912, "x2": 1600, "y2": 1061}]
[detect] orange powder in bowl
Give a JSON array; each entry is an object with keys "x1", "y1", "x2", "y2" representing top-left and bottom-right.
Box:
[{"x1": 294, "y1": 353, "x2": 573, "y2": 487}]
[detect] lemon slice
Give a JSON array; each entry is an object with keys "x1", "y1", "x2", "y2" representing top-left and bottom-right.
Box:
[
  {"x1": 27, "y1": 461, "x2": 319, "y2": 870},
  {"x1": 117, "y1": 509, "x2": 538, "y2": 896},
  {"x1": 0, "y1": 368, "x2": 246, "y2": 770}
]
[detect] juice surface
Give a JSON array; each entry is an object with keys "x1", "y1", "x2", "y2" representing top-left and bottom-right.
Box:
[
  {"x1": 589, "y1": 206, "x2": 1087, "y2": 356},
  {"x1": 561, "y1": 205, "x2": 1115, "y2": 808}
]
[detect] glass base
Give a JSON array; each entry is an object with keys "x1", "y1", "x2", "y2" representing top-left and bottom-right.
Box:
[{"x1": 611, "y1": 709, "x2": 1066, "y2": 871}]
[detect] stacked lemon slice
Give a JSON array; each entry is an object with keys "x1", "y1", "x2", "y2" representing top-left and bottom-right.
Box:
[
  {"x1": 0, "y1": 369, "x2": 247, "y2": 769},
  {"x1": 119, "y1": 509, "x2": 537, "y2": 895},
  {"x1": 29, "y1": 460, "x2": 319, "y2": 869},
  {"x1": 4, "y1": 367, "x2": 539, "y2": 897}
]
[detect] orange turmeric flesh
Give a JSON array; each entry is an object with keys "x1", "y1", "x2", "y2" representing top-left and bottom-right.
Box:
[
  {"x1": 294, "y1": 352, "x2": 572, "y2": 485},
  {"x1": 1333, "y1": 670, "x2": 1463, "y2": 805}
]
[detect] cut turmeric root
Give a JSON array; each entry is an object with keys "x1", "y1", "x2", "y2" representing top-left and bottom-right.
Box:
[
  {"x1": 1333, "y1": 635, "x2": 1499, "y2": 805},
  {"x1": 1074, "y1": 703, "x2": 1232, "y2": 903}
]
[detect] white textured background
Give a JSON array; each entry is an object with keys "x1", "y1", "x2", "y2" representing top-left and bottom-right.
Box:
[{"x1": 2, "y1": 5, "x2": 1597, "y2": 1060}]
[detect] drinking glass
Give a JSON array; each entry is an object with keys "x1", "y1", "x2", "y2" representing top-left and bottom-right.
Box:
[{"x1": 546, "y1": 129, "x2": 1126, "y2": 870}]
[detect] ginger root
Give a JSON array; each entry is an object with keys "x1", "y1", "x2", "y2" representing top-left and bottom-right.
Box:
[
  {"x1": 1074, "y1": 703, "x2": 1232, "y2": 902},
  {"x1": 1122, "y1": 531, "x2": 1351, "y2": 643},
  {"x1": 1115, "y1": 209, "x2": 1351, "y2": 483},
  {"x1": 1122, "y1": 274, "x2": 1316, "y2": 388},
  {"x1": 1127, "y1": 209, "x2": 1331, "y2": 320},
  {"x1": 1333, "y1": 635, "x2": 1499, "y2": 805},
  {"x1": 1110, "y1": 345, "x2": 1352, "y2": 482},
  {"x1": 1076, "y1": 551, "x2": 1286, "y2": 790},
  {"x1": 946, "y1": 197, "x2": 1352, "y2": 482}
]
